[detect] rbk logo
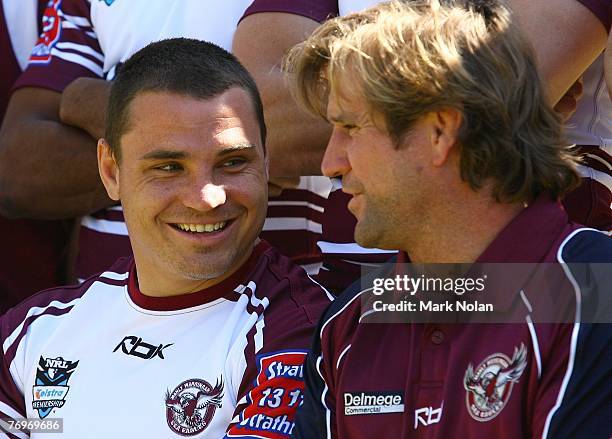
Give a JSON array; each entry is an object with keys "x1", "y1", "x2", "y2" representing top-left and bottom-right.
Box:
[
  {"x1": 114, "y1": 336, "x2": 173, "y2": 360},
  {"x1": 414, "y1": 402, "x2": 443, "y2": 429}
]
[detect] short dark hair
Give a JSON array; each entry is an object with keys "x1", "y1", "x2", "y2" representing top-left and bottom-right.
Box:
[{"x1": 106, "y1": 38, "x2": 266, "y2": 160}]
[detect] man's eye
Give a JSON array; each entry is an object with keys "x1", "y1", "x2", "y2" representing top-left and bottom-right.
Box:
[
  {"x1": 221, "y1": 158, "x2": 247, "y2": 168},
  {"x1": 156, "y1": 163, "x2": 182, "y2": 172}
]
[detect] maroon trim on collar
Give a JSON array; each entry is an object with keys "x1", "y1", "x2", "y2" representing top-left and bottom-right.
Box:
[
  {"x1": 477, "y1": 195, "x2": 568, "y2": 263},
  {"x1": 391, "y1": 196, "x2": 570, "y2": 312},
  {"x1": 474, "y1": 195, "x2": 570, "y2": 311},
  {"x1": 127, "y1": 241, "x2": 270, "y2": 311}
]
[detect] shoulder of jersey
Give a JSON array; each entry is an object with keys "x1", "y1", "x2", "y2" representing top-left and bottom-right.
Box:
[
  {"x1": 1, "y1": 257, "x2": 132, "y2": 330},
  {"x1": 317, "y1": 259, "x2": 395, "y2": 338},
  {"x1": 558, "y1": 228, "x2": 612, "y2": 263}
]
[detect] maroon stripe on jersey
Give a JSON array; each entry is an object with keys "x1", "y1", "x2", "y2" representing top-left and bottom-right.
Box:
[
  {"x1": 576, "y1": 145, "x2": 612, "y2": 176},
  {"x1": 270, "y1": 188, "x2": 327, "y2": 205},
  {"x1": 89, "y1": 208, "x2": 125, "y2": 222},
  {"x1": 240, "y1": 284, "x2": 268, "y2": 320},
  {"x1": 265, "y1": 205, "x2": 325, "y2": 224},
  {"x1": 4, "y1": 305, "x2": 74, "y2": 366},
  {"x1": 241, "y1": 0, "x2": 339, "y2": 24},
  {"x1": 238, "y1": 320, "x2": 260, "y2": 399},
  {"x1": 563, "y1": 177, "x2": 611, "y2": 230},
  {"x1": 75, "y1": 227, "x2": 133, "y2": 280},
  {"x1": 13, "y1": 58, "x2": 100, "y2": 92}
]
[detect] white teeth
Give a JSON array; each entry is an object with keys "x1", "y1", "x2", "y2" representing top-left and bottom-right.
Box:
[{"x1": 176, "y1": 221, "x2": 227, "y2": 233}]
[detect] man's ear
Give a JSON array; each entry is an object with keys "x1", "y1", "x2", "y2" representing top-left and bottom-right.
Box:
[
  {"x1": 429, "y1": 108, "x2": 463, "y2": 167},
  {"x1": 98, "y1": 138, "x2": 120, "y2": 201}
]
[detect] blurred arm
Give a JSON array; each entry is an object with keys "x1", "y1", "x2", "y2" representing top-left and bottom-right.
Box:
[
  {"x1": 60, "y1": 77, "x2": 111, "y2": 140},
  {"x1": 233, "y1": 12, "x2": 332, "y2": 178},
  {"x1": 508, "y1": 0, "x2": 607, "y2": 104},
  {"x1": 0, "y1": 87, "x2": 113, "y2": 219}
]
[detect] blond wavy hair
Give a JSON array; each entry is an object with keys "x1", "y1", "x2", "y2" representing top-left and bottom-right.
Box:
[{"x1": 284, "y1": 0, "x2": 580, "y2": 202}]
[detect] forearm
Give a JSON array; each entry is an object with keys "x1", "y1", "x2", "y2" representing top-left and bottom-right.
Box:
[
  {"x1": 263, "y1": 73, "x2": 331, "y2": 177},
  {"x1": 234, "y1": 13, "x2": 332, "y2": 178},
  {"x1": 0, "y1": 89, "x2": 113, "y2": 219},
  {"x1": 508, "y1": 0, "x2": 607, "y2": 104},
  {"x1": 59, "y1": 77, "x2": 110, "y2": 139}
]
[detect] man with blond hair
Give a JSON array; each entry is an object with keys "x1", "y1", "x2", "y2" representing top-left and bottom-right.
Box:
[{"x1": 285, "y1": 1, "x2": 612, "y2": 437}]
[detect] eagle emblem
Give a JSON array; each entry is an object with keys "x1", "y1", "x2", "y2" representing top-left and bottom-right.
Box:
[
  {"x1": 165, "y1": 377, "x2": 224, "y2": 435},
  {"x1": 464, "y1": 344, "x2": 527, "y2": 421}
]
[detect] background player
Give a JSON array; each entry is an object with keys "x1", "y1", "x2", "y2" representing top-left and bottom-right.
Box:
[{"x1": 0, "y1": 0, "x2": 71, "y2": 313}]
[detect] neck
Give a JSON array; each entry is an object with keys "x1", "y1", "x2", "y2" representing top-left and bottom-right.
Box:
[
  {"x1": 403, "y1": 191, "x2": 525, "y2": 263},
  {"x1": 136, "y1": 239, "x2": 259, "y2": 297}
]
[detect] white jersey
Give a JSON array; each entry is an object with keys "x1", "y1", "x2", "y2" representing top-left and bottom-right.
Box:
[{"x1": 0, "y1": 242, "x2": 332, "y2": 438}]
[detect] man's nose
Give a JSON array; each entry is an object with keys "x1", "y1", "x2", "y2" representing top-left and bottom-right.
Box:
[
  {"x1": 183, "y1": 180, "x2": 227, "y2": 211},
  {"x1": 200, "y1": 183, "x2": 226, "y2": 209},
  {"x1": 321, "y1": 127, "x2": 350, "y2": 178}
]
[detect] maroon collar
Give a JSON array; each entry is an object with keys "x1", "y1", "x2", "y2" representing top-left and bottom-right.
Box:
[
  {"x1": 394, "y1": 196, "x2": 571, "y2": 313},
  {"x1": 127, "y1": 241, "x2": 270, "y2": 311},
  {"x1": 476, "y1": 195, "x2": 568, "y2": 263}
]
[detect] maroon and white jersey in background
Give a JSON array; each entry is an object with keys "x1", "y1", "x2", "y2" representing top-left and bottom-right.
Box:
[
  {"x1": 561, "y1": 0, "x2": 612, "y2": 231},
  {"x1": 0, "y1": 241, "x2": 333, "y2": 438},
  {"x1": 0, "y1": 0, "x2": 71, "y2": 312},
  {"x1": 294, "y1": 197, "x2": 612, "y2": 438},
  {"x1": 13, "y1": 0, "x2": 335, "y2": 281}
]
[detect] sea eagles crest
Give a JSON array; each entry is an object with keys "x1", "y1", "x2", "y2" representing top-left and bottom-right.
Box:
[
  {"x1": 165, "y1": 377, "x2": 224, "y2": 436},
  {"x1": 463, "y1": 344, "x2": 527, "y2": 421}
]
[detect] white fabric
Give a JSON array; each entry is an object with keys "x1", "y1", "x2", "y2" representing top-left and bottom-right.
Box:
[
  {"x1": 3, "y1": 0, "x2": 38, "y2": 70},
  {"x1": 4, "y1": 273, "x2": 262, "y2": 437}
]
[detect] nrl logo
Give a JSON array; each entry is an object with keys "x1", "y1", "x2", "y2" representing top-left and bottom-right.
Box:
[
  {"x1": 463, "y1": 344, "x2": 527, "y2": 422},
  {"x1": 165, "y1": 378, "x2": 224, "y2": 436},
  {"x1": 32, "y1": 356, "x2": 79, "y2": 419}
]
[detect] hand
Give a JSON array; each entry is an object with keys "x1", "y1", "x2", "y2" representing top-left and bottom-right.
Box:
[{"x1": 553, "y1": 77, "x2": 583, "y2": 122}]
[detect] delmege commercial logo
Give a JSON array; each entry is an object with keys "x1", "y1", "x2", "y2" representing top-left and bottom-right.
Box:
[
  {"x1": 343, "y1": 391, "x2": 404, "y2": 416},
  {"x1": 32, "y1": 356, "x2": 79, "y2": 419},
  {"x1": 464, "y1": 344, "x2": 527, "y2": 421},
  {"x1": 165, "y1": 377, "x2": 224, "y2": 436}
]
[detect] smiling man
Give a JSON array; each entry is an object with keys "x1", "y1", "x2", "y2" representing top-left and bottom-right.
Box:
[{"x1": 0, "y1": 38, "x2": 331, "y2": 438}]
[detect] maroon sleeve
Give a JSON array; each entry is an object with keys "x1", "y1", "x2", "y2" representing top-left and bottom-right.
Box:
[
  {"x1": 241, "y1": 0, "x2": 339, "y2": 24},
  {"x1": 576, "y1": 0, "x2": 611, "y2": 32},
  {"x1": 0, "y1": 312, "x2": 27, "y2": 438},
  {"x1": 225, "y1": 247, "x2": 332, "y2": 438},
  {"x1": 13, "y1": 0, "x2": 103, "y2": 94}
]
